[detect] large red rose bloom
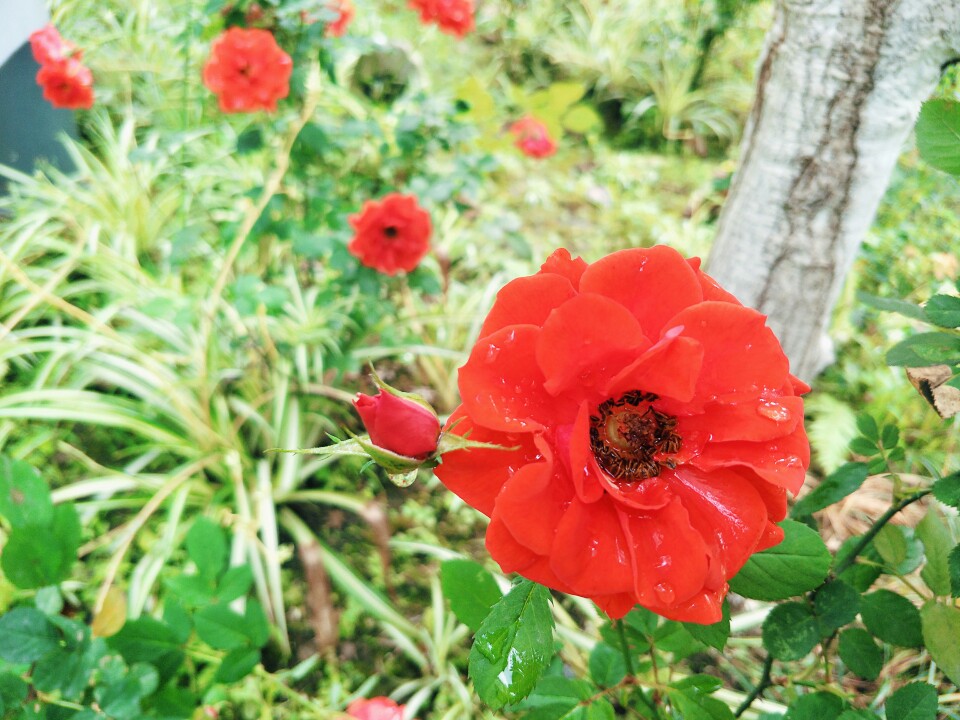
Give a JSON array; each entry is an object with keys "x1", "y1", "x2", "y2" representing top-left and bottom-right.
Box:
[
  {"x1": 435, "y1": 246, "x2": 810, "y2": 624},
  {"x1": 408, "y1": 0, "x2": 475, "y2": 38},
  {"x1": 348, "y1": 194, "x2": 432, "y2": 276},
  {"x1": 202, "y1": 28, "x2": 292, "y2": 113}
]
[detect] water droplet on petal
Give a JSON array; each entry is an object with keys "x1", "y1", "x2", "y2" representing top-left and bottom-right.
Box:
[
  {"x1": 654, "y1": 581, "x2": 675, "y2": 605},
  {"x1": 757, "y1": 400, "x2": 792, "y2": 422},
  {"x1": 485, "y1": 345, "x2": 501, "y2": 363}
]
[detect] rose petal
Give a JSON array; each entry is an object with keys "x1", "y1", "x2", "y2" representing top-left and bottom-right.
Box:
[
  {"x1": 648, "y1": 588, "x2": 724, "y2": 624},
  {"x1": 540, "y1": 247, "x2": 588, "y2": 289},
  {"x1": 550, "y1": 499, "x2": 635, "y2": 596},
  {"x1": 478, "y1": 273, "x2": 578, "y2": 339},
  {"x1": 580, "y1": 246, "x2": 704, "y2": 337},
  {"x1": 486, "y1": 515, "x2": 539, "y2": 573},
  {"x1": 460, "y1": 324, "x2": 575, "y2": 432},
  {"x1": 620, "y1": 497, "x2": 710, "y2": 607},
  {"x1": 434, "y1": 407, "x2": 540, "y2": 517},
  {"x1": 678, "y1": 395, "x2": 804, "y2": 443},
  {"x1": 603, "y1": 333, "x2": 704, "y2": 403},
  {"x1": 692, "y1": 425, "x2": 810, "y2": 495},
  {"x1": 593, "y1": 593, "x2": 637, "y2": 619},
  {"x1": 687, "y1": 258, "x2": 742, "y2": 305},
  {"x1": 665, "y1": 301, "x2": 790, "y2": 401},
  {"x1": 494, "y1": 451, "x2": 572, "y2": 556},
  {"x1": 536, "y1": 293, "x2": 650, "y2": 397},
  {"x1": 565, "y1": 402, "x2": 607, "y2": 503},
  {"x1": 671, "y1": 466, "x2": 769, "y2": 578}
]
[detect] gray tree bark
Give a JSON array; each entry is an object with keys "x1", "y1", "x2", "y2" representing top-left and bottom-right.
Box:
[{"x1": 707, "y1": 0, "x2": 960, "y2": 382}]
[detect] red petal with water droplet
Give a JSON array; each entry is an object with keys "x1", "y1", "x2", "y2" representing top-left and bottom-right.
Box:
[
  {"x1": 494, "y1": 450, "x2": 572, "y2": 556},
  {"x1": 565, "y1": 402, "x2": 607, "y2": 503},
  {"x1": 580, "y1": 246, "x2": 704, "y2": 337},
  {"x1": 692, "y1": 425, "x2": 810, "y2": 494},
  {"x1": 434, "y1": 407, "x2": 540, "y2": 517},
  {"x1": 460, "y1": 324, "x2": 576, "y2": 433},
  {"x1": 536, "y1": 293, "x2": 650, "y2": 397},
  {"x1": 478, "y1": 273, "x2": 578, "y2": 339},
  {"x1": 549, "y1": 499, "x2": 635, "y2": 595},
  {"x1": 603, "y1": 333, "x2": 703, "y2": 403},
  {"x1": 678, "y1": 395, "x2": 804, "y2": 443},
  {"x1": 665, "y1": 301, "x2": 790, "y2": 401}
]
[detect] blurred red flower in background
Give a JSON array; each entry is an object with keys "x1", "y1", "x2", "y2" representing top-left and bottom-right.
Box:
[
  {"x1": 509, "y1": 116, "x2": 557, "y2": 158},
  {"x1": 30, "y1": 24, "x2": 94, "y2": 110},
  {"x1": 346, "y1": 697, "x2": 411, "y2": 720},
  {"x1": 29, "y1": 24, "x2": 77, "y2": 65},
  {"x1": 348, "y1": 194, "x2": 432, "y2": 275},
  {"x1": 435, "y1": 246, "x2": 810, "y2": 624},
  {"x1": 202, "y1": 28, "x2": 292, "y2": 113},
  {"x1": 36, "y1": 58, "x2": 94, "y2": 110},
  {"x1": 326, "y1": 0, "x2": 355, "y2": 36},
  {"x1": 408, "y1": 0, "x2": 475, "y2": 38}
]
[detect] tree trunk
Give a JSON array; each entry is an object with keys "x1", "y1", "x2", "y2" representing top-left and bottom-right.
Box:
[{"x1": 707, "y1": 0, "x2": 960, "y2": 382}]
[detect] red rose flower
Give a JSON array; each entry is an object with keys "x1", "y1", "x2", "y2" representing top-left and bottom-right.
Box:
[
  {"x1": 509, "y1": 116, "x2": 557, "y2": 159},
  {"x1": 348, "y1": 194, "x2": 432, "y2": 275},
  {"x1": 347, "y1": 697, "x2": 412, "y2": 720},
  {"x1": 326, "y1": 0, "x2": 355, "y2": 37},
  {"x1": 354, "y1": 389, "x2": 441, "y2": 459},
  {"x1": 202, "y1": 28, "x2": 293, "y2": 113},
  {"x1": 407, "y1": 0, "x2": 475, "y2": 38},
  {"x1": 435, "y1": 246, "x2": 810, "y2": 624},
  {"x1": 29, "y1": 24, "x2": 78, "y2": 65},
  {"x1": 36, "y1": 57, "x2": 94, "y2": 110}
]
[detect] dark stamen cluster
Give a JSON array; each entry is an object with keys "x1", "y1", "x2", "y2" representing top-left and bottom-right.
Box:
[{"x1": 589, "y1": 390, "x2": 682, "y2": 481}]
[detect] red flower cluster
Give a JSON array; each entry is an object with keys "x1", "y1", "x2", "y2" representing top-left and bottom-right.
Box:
[
  {"x1": 202, "y1": 28, "x2": 292, "y2": 113},
  {"x1": 436, "y1": 246, "x2": 810, "y2": 624},
  {"x1": 509, "y1": 116, "x2": 557, "y2": 159},
  {"x1": 348, "y1": 194, "x2": 432, "y2": 275},
  {"x1": 408, "y1": 0, "x2": 475, "y2": 38},
  {"x1": 326, "y1": 0, "x2": 355, "y2": 37},
  {"x1": 347, "y1": 697, "x2": 412, "y2": 720},
  {"x1": 29, "y1": 24, "x2": 93, "y2": 110}
]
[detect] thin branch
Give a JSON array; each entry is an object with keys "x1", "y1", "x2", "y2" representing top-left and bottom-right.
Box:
[{"x1": 735, "y1": 654, "x2": 773, "y2": 718}]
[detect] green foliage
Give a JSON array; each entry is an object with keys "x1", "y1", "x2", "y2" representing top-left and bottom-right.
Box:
[
  {"x1": 440, "y1": 559, "x2": 504, "y2": 632},
  {"x1": 468, "y1": 580, "x2": 555, "y2": 710},
  {"x1": 762, "y1": 602, "x2": 819, "y2": 661},
  {"x1": 837, "y1": 628, "x2": 882, "y2": 680},
  {"x1": 919, "y1": 601, "x2": 960, "y2": 686},
  {"x1": 860, "y1": 590, "x2": 923, "y2": 648},
  {"x1": 884, "y1": 682, "x2": 939, "y2": 720},
  {"x1": 729, "y1": 520, "x2": 832, "y2": 600},
  {"x1": 916, "y1": 99, "x2": 960, "y2": 175}
]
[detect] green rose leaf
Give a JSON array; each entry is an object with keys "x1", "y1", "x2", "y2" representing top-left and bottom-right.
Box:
[
  {"x1": 916, "y1": 506, "x2": 954, "y2": 596},
  {"x1": 468, "y1": 579, "x2": 555, "y2": 710},
  {"x1": 948, "y1": 544, "x2": 960, "y2": 597},
  {"x1": 588, "y1": 643, "x2": 626, "y2": 688},
  {"x1": 860, "y1": 590, "x2": 923, "y2": 647},
  {"x1": 729, "y1": 520, "x2": 831, "y2": 600},
  {"x1": 933, "y1": 472, "x2": 960, "y2": 510},
  {"x1": 1, "y1": 503, "x2": 80, "y2": 589},
  {"x1": 441, "y1": 559, "x2": 503, "y2": 633},
  {"x1": 838, "y1": 628, "x2": 882, "y2": 680},
  {"x1": 783, "y1": 691, "x2": 844, "y2": 720},
  {"x1": 886, "y1": 332, "x2": 960, "y2": 367},
  {"x1": 0, "y1": 456, "x2": 53, "y2": 528},
  {"x1": 215, "y1": 647, "x2": 261, "y2": 683},
  {"x1": 884, "y1": 681, "x2": 938, "y2": 720},
  {"x1": 924, "y1": 295, "x2": 960, "y2": 328},
  {"x1": 791, "y1": 463, "x2": 869, "y2": 518},
  {"x1": 762, "y1": 602, "x2": 819, "y2": 661},
  {"x1": 916, "y1": 99, "x2": 960, "y2": 175},
  {"x1": 813, "y1": 579, "x2": 860, "y2": 633},
  {"x1": 920, "y1": 600, "x2": 960, "y2": 686},
  {"x1": 0, "y1": 607, "x2": 60, "y2": 663},
  {"x1": 186, "y1": 517, "x2": 228, "y2": 581}
]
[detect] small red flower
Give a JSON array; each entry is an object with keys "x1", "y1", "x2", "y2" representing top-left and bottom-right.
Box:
[
  {"x1": 326, "y1": 0, "x2": 355, "y2": 37},
  {"x1": 29, "y1": 24, "x2": 78, "y2": 65},
  {"x1": 348, "y1": 194, "x2": 432, "y2": 275},
  {"x1": 354, "y1": 389, "x2": 441, "y2": 459},
  {"x1": 509, "y1": 116, "x2": 557, "y2": 159},
  {"x1": 435, "y1": 246, "x2": 810, "y2": 624},
  {"x1": 202, "y1": 28, "x2": 293, "y2": 113},
  {"x1": 347, "y1": 697, "x2": 412, "y2": 720},
  {"x1": 36, "y1": 57, "x2": 94, "y2": 110},
  {"x1": 407, "y1": 0, "x2": 475, "y2": 38}
]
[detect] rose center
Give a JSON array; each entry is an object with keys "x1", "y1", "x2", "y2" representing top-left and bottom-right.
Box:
[
  {"x1": 589, "y1": 390, "x2": 682, "y2": 481},
  {"x1": 383, "y1": 225, "x2": 399, "y2": 238}
]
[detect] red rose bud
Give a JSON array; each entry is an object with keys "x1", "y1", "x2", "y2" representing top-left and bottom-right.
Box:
[{"x1": 354, "y1": 389, "x2": 441, "y2": 460}]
